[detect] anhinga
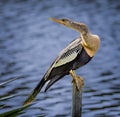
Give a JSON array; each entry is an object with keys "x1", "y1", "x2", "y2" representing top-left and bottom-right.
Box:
[{"x1": 24, "y1": 18, "x2": 100, "y2": 105}]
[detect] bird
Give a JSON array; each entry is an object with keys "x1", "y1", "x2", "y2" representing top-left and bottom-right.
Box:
[{"x1": 23, "y1": 18, "x2": 100, "y2": 105}]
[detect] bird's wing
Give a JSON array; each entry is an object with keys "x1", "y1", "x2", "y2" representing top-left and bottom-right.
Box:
[
  {"x1": 44, "y1": 37, "x2": 82, "y2": 80},
  {"x1": 23, "y1": 38, "x2": 82, "y2": 105}
]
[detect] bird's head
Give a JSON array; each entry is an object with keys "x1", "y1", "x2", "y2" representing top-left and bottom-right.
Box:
[{"x1": 49, "y1": 18, "x2": 89, "y2": 34}]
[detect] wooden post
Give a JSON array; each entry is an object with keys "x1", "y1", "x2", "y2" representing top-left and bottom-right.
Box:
[{"x1": 71, "y1": 76, "x2": 84, "y2": 117}]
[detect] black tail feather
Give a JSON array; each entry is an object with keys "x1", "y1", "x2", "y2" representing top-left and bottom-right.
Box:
[
  {"x1": 23, "y1": 78, "x2": 46, "y2": 105},
  {"x1": 24, "y1": 74, "x2": 66, "y2": 105},
  {"x1": 44, "y1": 74, "x2": 65, "y2": 92}
]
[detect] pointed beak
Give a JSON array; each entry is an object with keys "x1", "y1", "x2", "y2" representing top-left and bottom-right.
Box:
[{"x1": 49, "y1": 18, "x2": 65, "y2": 25}]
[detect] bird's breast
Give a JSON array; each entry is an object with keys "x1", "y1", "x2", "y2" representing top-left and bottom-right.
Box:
[{"x1": 73, "y1": 48, "x2": 92, "y2": 70}]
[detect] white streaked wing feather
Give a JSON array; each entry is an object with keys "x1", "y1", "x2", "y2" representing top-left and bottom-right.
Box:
[{"x1": 54, "y1": 51, "x2": 78, "y2": 67}]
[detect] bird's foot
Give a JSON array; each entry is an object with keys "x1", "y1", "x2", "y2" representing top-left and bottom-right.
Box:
[
  {"x1": 72, "y1": 76, "x2": 84, "y2": 92},
  {"x1": 69, "y1": 70, "x2": 84, "y2": 92}
]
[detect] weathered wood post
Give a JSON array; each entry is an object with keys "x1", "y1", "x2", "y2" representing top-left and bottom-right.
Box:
[{"x1": 71, "y1": 76, "x2": 84, "y2": 117}]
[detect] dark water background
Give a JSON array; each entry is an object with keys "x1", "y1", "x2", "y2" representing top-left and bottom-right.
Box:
[{"x1": 0, "y1": 0, "x2": 120, "y2": 117}]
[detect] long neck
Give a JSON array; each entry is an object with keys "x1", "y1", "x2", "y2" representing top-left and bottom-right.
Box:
[{"x1": 81, "y1": 33, "x2": 100, "y2": 57}]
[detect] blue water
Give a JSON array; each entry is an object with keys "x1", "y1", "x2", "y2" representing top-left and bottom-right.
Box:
[{"x1": 0, "y1": 0, "x2": 120, "y2": 117}]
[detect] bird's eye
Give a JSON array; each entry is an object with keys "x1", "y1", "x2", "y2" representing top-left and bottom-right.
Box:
[{"x1": 61, "y1": 19, "x2": 65, "y2": 21}]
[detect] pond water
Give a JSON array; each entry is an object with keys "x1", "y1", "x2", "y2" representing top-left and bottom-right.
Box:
[{"x1": 0, "y1": 0, "x2": 120, "y2": 117}]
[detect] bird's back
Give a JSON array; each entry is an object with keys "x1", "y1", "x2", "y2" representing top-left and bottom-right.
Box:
[{"x1": 43, "y1": 37, "x2": 92, "y2": 91}]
